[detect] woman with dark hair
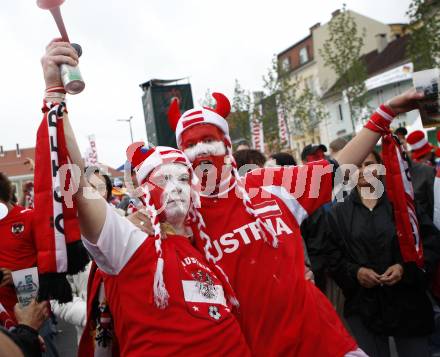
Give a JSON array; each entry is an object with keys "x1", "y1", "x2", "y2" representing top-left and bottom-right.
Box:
[{"x1": 326, "y1": 151, "x2": 440, "y2": 357}]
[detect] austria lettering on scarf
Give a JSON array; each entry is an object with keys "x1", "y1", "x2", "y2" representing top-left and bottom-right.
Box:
[
  {"x1": 34, "y1": 100, "x2": 88, "y2": 301},
  {"x1": 366, "y1": 105, "x2": 424, "y2": 268}
]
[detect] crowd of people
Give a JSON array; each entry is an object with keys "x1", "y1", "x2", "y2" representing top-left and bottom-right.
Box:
[{"x1": 0, "y1": 39, "x2": 439, "y2": 357}]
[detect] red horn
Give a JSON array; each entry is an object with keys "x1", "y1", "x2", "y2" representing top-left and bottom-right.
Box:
[
  {"x1": 167, "y1": 97, "x2": 181, "y2": 131},
  {"x1": 212, "y1": 92, "x2": 231, "y2": 119}
]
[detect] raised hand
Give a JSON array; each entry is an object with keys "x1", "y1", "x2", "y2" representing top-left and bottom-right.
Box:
[
  {"x1": 385, "y1": 88, "x2": 424, "y2": 115},
  {"x1": 41, "y1": 38, "x2": 78, "y2": 88},
  {"x1": 14, "y1": 300, "x2": 50, "y2": 331}
]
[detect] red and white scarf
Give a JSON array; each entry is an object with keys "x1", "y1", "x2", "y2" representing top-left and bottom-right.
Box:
[
  {"x1": 365, "y1": 105, "x2": 424, "y2": 268},
  {"x1": 34, "y1": 100, "x2": 88, "y2": 301}
]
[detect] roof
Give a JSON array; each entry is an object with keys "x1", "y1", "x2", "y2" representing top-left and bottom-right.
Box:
[
  {"x1": 277, "y1": 34, "x2": 312, "y2": 58},
  {"x1": 323, "y1": 35, "x2": 410, "y2": 98},
  {"x1": 363, "y1": 35, "x2": 410, "y2": 77},
  {"x1": 0, "y1": 146, "x2": 123, "y2": 179},
  {"x1": 0, "y1": 147, "x2": 35, "y2": 178}
]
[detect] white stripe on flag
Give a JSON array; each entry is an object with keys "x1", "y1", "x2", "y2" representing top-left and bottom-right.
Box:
[
  {"x1": 262, "y1": 185, "x2": 309, "y2": 225},
  {"x1": 182, "y1": 280, "x2": 227, "y2": 306},
  {"x1": 253, "y1": 205, "x2": 281, "y2": 215}
]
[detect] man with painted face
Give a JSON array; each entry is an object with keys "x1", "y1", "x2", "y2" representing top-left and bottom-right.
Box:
[
  {"x1": 40, "y1": 40, "x2": 250, "y2": 357},
  {"x1": 168, "y1": 90, "x2": 425, "y2": 356}
]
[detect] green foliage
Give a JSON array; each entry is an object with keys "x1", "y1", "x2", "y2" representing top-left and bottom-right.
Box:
[
  {"x1": 407, "y1": 0, "x2": 440, "y2": 71},
  {"x1": 319, "y1": 4, "x2": 369, "y2": 133},
  {"x1": 292, "y1": 87, "x2": 328, "y2": 138},
  {"x1": 261, "y1": 55, "x2": 297, "y2": 151},
  {"x1": 262, "y1": 55, "x2": 328, "y2": 149},
  {"x1": 229, "y1": 80, "x2": 252, "y2": 143},
  {"x1": 199, "y1": 88, "x2": 216, "y2": 108}
]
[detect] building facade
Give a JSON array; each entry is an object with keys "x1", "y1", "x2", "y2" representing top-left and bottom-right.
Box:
[
  {"x1": 276, "y1": 8, "x2": 395, "y2": 159},
  {"x1": 319, "y1": 35, "x2": 422, "y2": 147}
]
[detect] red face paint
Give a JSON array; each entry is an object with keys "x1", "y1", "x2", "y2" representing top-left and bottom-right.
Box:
[
  {"x1": 180, "y1": 124, "x2": 230, "y2": 191},
  {"x1": 180, "y1": 124, "x2": 224, "y2": 151}
]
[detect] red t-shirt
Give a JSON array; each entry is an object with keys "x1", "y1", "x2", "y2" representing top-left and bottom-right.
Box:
[
  {"x1": 0, "y1": 205, "x2": 36, "y2": 317},
  {"x1": 197, "y1": 160, "x2": 357, "y2": 356},
  {"x1": 83, "y1": 205, "x2": 250, "y2": 356}
]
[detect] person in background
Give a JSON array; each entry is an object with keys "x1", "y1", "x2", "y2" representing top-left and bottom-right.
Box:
[
  {"x1": 394, "y1": 127, "x2": 408, "y2": 152},
  {"x1": 265, "y1": 152, "x2": 296, "y2": 167},
  {"x1": 405, "y1": 130, "x2": 437, "y2": 220},
  {"x1": 407, "y1": 130, "x2": 436, "y2": 166},
  {"x1": 232, "y1": 149, "x2": 266, "y2": 174},
  {"x1": 0, "y1": 299, "x2": 49, "y2": 357},
  {"x1": 326, "y1": 151, "x2": 440, "y2": 357},
  {"x1": 235, "y1": 140, "x2": 250, "y2": 151},
  {"x1": 0, "y1": 172, "x2": 59, "y2": 357},
  {"x1": 301, "y1": 143, "x2": 327, "y2": 163},
  {"x1": 300, "y1": 144, "x2": 334, "y2": 293}
]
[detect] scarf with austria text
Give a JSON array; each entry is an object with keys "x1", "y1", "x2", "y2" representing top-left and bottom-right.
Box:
[
  {"x1": 34, "y1": 99, "x2": 89, "y2": 302},
  {"x1": 365, "y1": 105, "x2": 424, "y2": 268}
]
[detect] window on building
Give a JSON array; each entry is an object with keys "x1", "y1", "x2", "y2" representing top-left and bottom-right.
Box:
[
  {"x1": 376, "y1": 89, "x2": 384, "y2": 104},
  {"x1": 299, "y1": 47, "x2": 308, "y2": 65},
  {"x1": 338, "y1": 104, "x2": 344, "y2": 121},
  {"x1": 281, "y1": 57, "x2": 291, "y2": 71}
]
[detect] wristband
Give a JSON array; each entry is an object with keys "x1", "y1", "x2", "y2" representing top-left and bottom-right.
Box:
[
  {"x1": 364, "y1": 104, "x2": 397, "y2": 134},
  {"x1": 46, "y1": 85, "x2": 66, "y2": 94}
]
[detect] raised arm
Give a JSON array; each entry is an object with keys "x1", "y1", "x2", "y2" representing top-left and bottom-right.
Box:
[
  {"x1": 335, "y1": 89, "x2": 424, "y2": 167},
  {"x1": 41, "y1": 39, "x2": 107, "y2": 243}
]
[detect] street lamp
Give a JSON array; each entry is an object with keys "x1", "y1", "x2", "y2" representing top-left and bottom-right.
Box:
[{"x1": 117, "y1": 116, "x2": 134, "y2": 143}]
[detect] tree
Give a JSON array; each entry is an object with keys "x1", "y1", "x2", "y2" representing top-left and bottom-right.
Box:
[
  {"x1": 262, "y1": 55, "x2": 297, "y2": 152},
  {"x1": 199, "y1": 88, "x2": 216, "y2": 107},
  {"x1": 319, "y1": 5, "x2": 369, "y2": 134},
  {"x1": 292, "y1": 87, "x2": 328, "y2": 140},
  {"x1": 228, "y1": 80, "x2": 252, "y2": 144},
  {"x1": 407, "y1": 0, "x2": 440, "y2": 71}
]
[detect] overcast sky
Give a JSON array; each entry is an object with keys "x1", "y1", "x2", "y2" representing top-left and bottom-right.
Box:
[{"x1": 1, "y1": 0, "x2": 411, "y2": 168}]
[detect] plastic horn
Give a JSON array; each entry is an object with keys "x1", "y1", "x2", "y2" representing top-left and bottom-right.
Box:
[{"x1": 37, "y1": 0, "x2": 69, "y2": 42}]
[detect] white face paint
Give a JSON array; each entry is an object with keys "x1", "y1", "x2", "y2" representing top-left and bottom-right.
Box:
[
  {"x1": 148, "y1": 163, "x2": 191, "y2": 224},
  {"x1": 0, "y1": 202, "x2": 8, "y2": 220},
  {"x1": 183, "y1": 141, "x2": 226, "y2": 162}
]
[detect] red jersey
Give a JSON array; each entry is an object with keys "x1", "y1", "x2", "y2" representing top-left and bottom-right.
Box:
[
  {"x1": 0, "y1": 205, "x2": 36, "y2": 317},
  {"x1": 197, "y1": 160, "x2": 357, "y2": 356},
  {"x1": 82, "y1": 205, "x2": 250, "y2": 357}
]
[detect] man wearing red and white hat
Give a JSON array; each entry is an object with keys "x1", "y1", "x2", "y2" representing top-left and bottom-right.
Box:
[
  {"x1": 168, "y1": 88, "x2": 425, "y2": 356},
  {"x1": 407, "y1": 130, "x2": 436, "y2": 166},
  {"x1": 406, "y1": 130, "x2": 437, "y2": 219}
]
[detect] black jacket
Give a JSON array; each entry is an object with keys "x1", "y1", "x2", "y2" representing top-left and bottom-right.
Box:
[
  {"x1": 1, "y1": 324, "x2": 41, "y2": 357},
  {"x1": 326, "y1": 188, "x2": 440, "y2": 337},
  {"x1": 410, "y1": 161, "x2": 436, "y2": 220}
]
